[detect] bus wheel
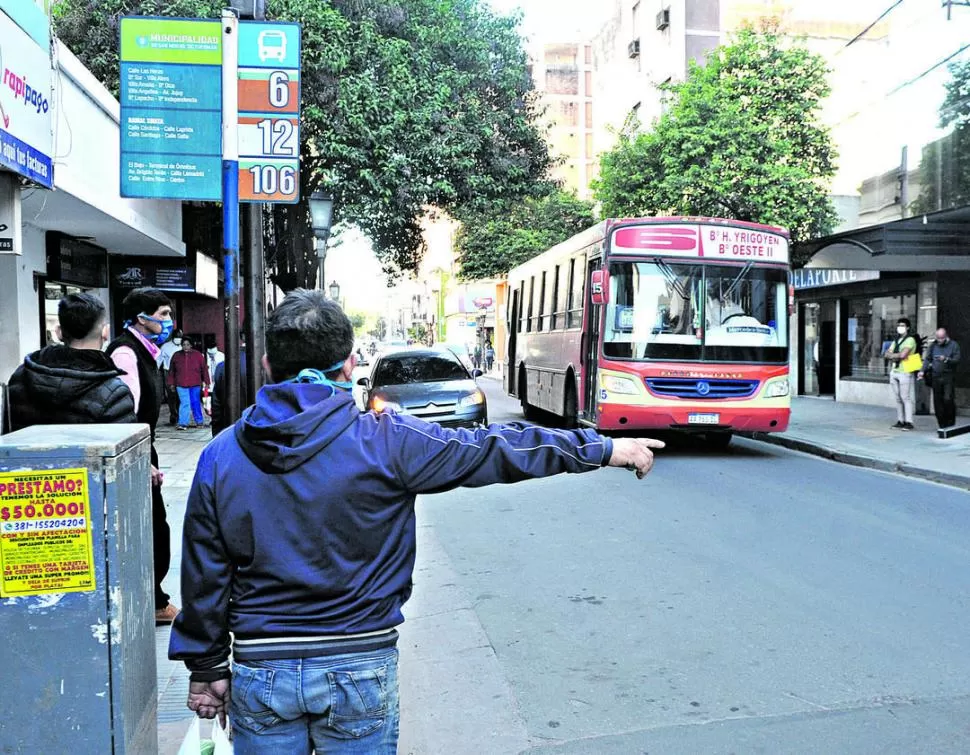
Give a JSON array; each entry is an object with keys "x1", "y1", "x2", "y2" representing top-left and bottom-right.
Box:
[
  {"x1": 707, "y1": 432, "x2": 733, "y2": 450},
  {"x1": 519, "y1": 372, "x2": 539, "y2": 421},
  {"x1": 562, "y1": 382, "x2": 578, "y2": 429}
]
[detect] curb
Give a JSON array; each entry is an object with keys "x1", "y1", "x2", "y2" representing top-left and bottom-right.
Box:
[{"x1": 747, "y1": 432, "x2": 970, "y2": 492}]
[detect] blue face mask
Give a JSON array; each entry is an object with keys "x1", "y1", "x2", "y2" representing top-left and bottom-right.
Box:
[
  {"x1": 137, "y1": 313, "x2": 175, "y2": 345},
  {"x1": 290, "y1": 357, "x2": 352, "y2": 391}
]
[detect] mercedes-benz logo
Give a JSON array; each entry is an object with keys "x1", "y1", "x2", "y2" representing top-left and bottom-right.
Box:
[{"x1": 696, "y1": 381, "x2": 711, "y2": 396}]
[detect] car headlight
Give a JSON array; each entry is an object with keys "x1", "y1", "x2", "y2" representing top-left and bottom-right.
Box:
[
  {"x1": 765, "y1": 379, "x2": 790, "y2": 398},
  {"x1": 371, "y1": 397, "x2": 402, "y2": 413},
  {"x1": 458, "y1": 391, "x2": 485, "y2": 409},
  {"x1": 602, "y1": 375, "x2": 639, "y2": 395}
]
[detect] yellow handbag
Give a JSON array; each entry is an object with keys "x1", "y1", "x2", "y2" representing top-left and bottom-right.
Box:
[{"x1": 901, "y1": 351, "x2": 923, "y2": 373}]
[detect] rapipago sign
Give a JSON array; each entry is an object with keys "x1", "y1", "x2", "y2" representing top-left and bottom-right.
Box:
[{"x1": 0, "y1": 8, "x2": 54, "y2": 189}]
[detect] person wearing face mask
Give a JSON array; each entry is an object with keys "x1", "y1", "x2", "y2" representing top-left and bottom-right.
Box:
[
  {"x1": 919, "y1": 327, "x2": 962, "y2": 429},
  {"x1": 105, "y1": 287, "x2": 180, "y2": 625},
  {"x1": 7, "y1": 293, "x2": 136, "y2": 431},
  {"x1": 883, "y1": 317, "x2": 920, "y2": 431},
  {"x1": 205, "y1": 338, "x2": 225, "y2": 383},
  {"x1": 159, "y1": 330, "x2": 184, "y2": 426}
]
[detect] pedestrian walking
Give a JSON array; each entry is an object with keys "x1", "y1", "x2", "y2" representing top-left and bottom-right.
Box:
[
  {"x1": 485, "y1": 342, "x2": 495, "y2": 372},
  {"x1": 158, "y1": 330, "x2": 183, "y2": 425},
  {"x1": 884, "y1": 317, "x2": 921, "y2": 431},
  {"x1": 919, "y1": 327, "x2": 961, "y2": 429},
  {"x1": 7, "y1": 293, "x2": 136, "y2": 431},
  {"x1": 169, "y1": 289, "x2": 664, "y2": 752},
  {"x1": 473, "y1": 343, "x2": 483, "y2": 370},
  {"x1": 211, "y1": 334, "x2": 249, "y2": 437},
  {"x1": 105, "y1": 287, "x2": 179, "y2": 625},
  {"x1": 206, "y1": 338, "x2": 225, "y2": 383},
  {"x1": 168, "y1": 337, "x2": 210, "y2": 430}
]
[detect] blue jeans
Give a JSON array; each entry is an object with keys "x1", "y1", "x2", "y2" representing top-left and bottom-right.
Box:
[
  {"x1": 230, "y1": 648, "x2": 400, "y2": 754},
  {"x1": 176, "y1": 386, "x2": 204, "y2": 426}
]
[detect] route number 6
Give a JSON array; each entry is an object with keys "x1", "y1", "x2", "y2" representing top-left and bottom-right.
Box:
[{"x1": 269, "y1": 71, "x2": 290, "y2": 108}]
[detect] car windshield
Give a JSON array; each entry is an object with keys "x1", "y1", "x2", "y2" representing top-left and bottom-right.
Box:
[
  {"x1": 603, "y1": 260, "x2": 789, "y2": 363},
  {"x1": 374, "y1": 354, "x2": 469, "y2": 385}
]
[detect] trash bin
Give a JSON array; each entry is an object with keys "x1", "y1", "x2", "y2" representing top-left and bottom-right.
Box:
[{"x1": 0, "y1": 423, "x2": 156, "y2": 754}]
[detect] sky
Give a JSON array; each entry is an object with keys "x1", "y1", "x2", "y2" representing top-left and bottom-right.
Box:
[{"x1": 488, "y1": 0, "x2": 607, "y2": 39}]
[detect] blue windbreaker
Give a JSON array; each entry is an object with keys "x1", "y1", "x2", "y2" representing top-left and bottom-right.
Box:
[{"x1": 169, "y1": 382, "x2": 613, "y2": 672}]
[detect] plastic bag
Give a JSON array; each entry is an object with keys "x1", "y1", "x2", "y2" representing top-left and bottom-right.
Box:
[
  {"x1": 177, "y1": 718, "x2": 200, "y2": 755},
  {"x1": 177, "y1": 717, "x2": 232, "y2": 755}
]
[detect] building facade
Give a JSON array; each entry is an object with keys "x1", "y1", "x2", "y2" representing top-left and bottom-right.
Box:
[{"x1": 0, "y1": 6, "x2": 187, "y2": 385}]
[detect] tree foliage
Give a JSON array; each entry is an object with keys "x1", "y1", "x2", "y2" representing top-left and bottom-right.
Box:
[
  {"x1": 911, "y1": 60, "x2": 970, "y2": 214},
  {"x1": 53, "y1": 0, "x2": 552, "y2": 285},
  {"x1": 454, "y1": 188, "x2": 596, "y2": 280},
  {"x1": 593, "y1": 23, "x2": 837, "y2": 262}
]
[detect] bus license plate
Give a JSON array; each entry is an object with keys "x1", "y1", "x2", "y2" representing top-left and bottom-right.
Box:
[{"x1": 688, "y1": 413, "x2": 720, "y2": 425}]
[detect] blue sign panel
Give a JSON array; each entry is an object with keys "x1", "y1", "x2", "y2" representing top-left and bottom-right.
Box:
[{"x1": 119, "y1": 17, "x2": 223, "y2": 201}]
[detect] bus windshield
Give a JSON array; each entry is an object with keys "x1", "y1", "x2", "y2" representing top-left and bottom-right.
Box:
[{"x1": 603, "y1": 260, "x2": 789, "y2": 363}]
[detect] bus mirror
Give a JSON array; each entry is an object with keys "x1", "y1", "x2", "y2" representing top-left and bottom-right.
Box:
[{"x1": 591, "y1": 269, "x2": 608, "y2": 305}]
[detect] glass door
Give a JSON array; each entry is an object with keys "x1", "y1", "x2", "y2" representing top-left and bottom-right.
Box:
[{"x1": 801, "y1": 302, "x2": 820, "y2": 396}]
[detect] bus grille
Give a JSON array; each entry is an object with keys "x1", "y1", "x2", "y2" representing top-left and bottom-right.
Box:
[{"x1": 645, "y1": 378, "x2": 759, "y2": 400}]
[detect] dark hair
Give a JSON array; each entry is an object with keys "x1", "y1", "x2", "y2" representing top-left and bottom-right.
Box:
[
  {"x1": 265, "y1": 289, "x2": 354, "y2": 382},
  {"x1": 122, "y1": 287, "x2": 172, "y2": 323},
  {"x1": 897, "y1": 318, "x2": 911, "y2": 328},
  {"x1": 58, "y1": 293, "x2": 106, "y2": 342}
]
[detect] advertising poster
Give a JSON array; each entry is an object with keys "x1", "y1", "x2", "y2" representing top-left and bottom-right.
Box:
[{"x1": 0, "y1": 468, "x2": 96, "y2": 597}]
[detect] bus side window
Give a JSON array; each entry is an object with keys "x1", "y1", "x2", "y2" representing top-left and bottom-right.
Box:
[
  {"x1": 527, "y1": 276, "x2": 535, "y2": 332},
  {"x1": 565, "y1": 259, "x2": 576, "y2": 328},
  {"x1": 538, "y1": 271, "x2": 547, "y2": 331},
  {"x1": 518, "y1": 282, "x2": 526, "y2": 333},
  {"x1": 569, "y1": 258, "x2": 585, "y2": 328},
  {"x1": 551, "y1": 264, "x2": 561, "y2": 330}
]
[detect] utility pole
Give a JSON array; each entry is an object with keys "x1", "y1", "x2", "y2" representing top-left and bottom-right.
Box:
[
  {"x1": 236, "y1": 0, "x2": 267, "y2": 407},
  {"x1": 221, "y1": 8, "x2": 242, "y2": 424}
]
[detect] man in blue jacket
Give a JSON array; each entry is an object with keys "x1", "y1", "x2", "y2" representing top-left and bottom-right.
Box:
[{"x1": 169, "y1": 289, "x2": 663, "y2": 754}]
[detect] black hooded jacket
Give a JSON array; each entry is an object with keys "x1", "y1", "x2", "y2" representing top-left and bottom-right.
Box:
[{"x1": 8, "y1": 346, "x2": 137, "y2": 432}]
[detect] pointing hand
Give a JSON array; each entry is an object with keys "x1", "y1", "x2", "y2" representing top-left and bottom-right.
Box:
[{"x1": 608, "y1": 438, "x2": 666, "y2": 479}]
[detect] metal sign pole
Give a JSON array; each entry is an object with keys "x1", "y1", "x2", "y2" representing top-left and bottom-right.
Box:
[{"x1": 222, "y1": 9, "x2": 242, "y2": 423}]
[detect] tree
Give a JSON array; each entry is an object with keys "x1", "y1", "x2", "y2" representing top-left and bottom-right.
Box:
[
  {"x1": 594, "y1": 23, "x2": 837, "y2": 263},
  {"x1": 52, "y1": 0, "x2": 552, "y2": 284},
  {"x1": 911, "y1": 60, "x2": 970, "y2": 214},
  {"x1": 455, "y1": 188, "x2": 596, "y2": 280}
]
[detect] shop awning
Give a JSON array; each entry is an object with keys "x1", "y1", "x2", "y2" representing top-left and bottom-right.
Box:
[{"x1": 798, "y1": 205, "x2": 970, "y2": 271}]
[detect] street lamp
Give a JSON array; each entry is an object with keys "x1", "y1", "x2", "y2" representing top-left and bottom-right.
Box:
[
  {"x1": 309, "y1": 190, "x2": 335, "y2": 290},
  {"x1": 329, "y1": 280, "x2": 341, "y2": 302}
]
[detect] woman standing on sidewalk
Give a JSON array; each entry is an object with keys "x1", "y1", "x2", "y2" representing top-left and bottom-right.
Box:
[
  {"x1": 168, "y1": 337, "x2": 210, "y2": 429},
  {"x1": 884, "y1": 318, "x2": 920, "y2": 431}
]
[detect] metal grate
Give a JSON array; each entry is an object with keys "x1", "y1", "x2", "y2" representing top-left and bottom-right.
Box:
[{"x1": 645, "y1": 378, "x2": 759, "y2": 400}]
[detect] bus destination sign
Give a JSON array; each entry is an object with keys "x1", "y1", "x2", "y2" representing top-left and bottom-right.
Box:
[{"x1": 611, "y1": 224, "x2": 790, "y2": 264}]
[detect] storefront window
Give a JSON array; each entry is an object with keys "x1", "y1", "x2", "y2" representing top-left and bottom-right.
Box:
[{"x1": 846, "y1": 294, "x2": 916, "y2": 379}]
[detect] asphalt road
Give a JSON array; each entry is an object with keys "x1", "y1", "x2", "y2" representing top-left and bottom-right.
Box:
[{"x1": 398, "y1": 377, "x2": 970, "y2": 754}]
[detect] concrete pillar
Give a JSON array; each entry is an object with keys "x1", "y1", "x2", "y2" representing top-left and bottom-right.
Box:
[{"x1": 0, "y1": 174, "x2": 24, "y2": 384}]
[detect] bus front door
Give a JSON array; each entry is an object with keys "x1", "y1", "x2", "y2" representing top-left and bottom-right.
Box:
[
  {"x1": 581, "y1": 258, "x2": 601, "y2": 423},
  {"x1": 507, "y1": 289, "x2": 519, "y2": 396}
]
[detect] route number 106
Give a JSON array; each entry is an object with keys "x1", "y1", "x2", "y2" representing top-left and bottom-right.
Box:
[{"x1": 249, "y1": 165, "x2": 297, "y2": 197}]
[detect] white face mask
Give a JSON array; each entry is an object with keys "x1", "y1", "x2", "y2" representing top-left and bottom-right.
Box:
[
  {"x1": 897, "y1": 326, "x2": 907, "y2": 335},
  {"x1": 173, "y1": 339, "x2": 182, "y2": 346},
  {"x1": 208, "y1": 347, "x2": 217, "y2": 355}
]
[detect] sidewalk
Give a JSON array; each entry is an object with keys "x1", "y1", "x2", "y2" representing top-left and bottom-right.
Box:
[
  {"x1": 749, "y1": 397, "x2": 970, "y2": 491},
  {"x1": 153, "y1": 420, "x2": 212, "y2": 755}
]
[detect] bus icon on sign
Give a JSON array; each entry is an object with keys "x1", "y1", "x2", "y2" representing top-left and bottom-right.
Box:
[{"x1": 258, "y1": 30, "x2": 287, "y2": 62}]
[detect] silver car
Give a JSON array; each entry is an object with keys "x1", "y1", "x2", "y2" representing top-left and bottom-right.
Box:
[{"x1": 359, "y1": 348, "x2": 487, "y2": 429}]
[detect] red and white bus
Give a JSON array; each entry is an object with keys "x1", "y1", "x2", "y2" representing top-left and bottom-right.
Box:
[{"x1": 504, "y1": 217, "x2": 792, "y2": 446}]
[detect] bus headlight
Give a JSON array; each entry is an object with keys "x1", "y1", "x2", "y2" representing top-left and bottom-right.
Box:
[
  {"x1": 765, "y1": 379, "x2": 790, "y2": 398},
  {"x1": 603, "y1": 375, "x2": 639, "y2": 395}
]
